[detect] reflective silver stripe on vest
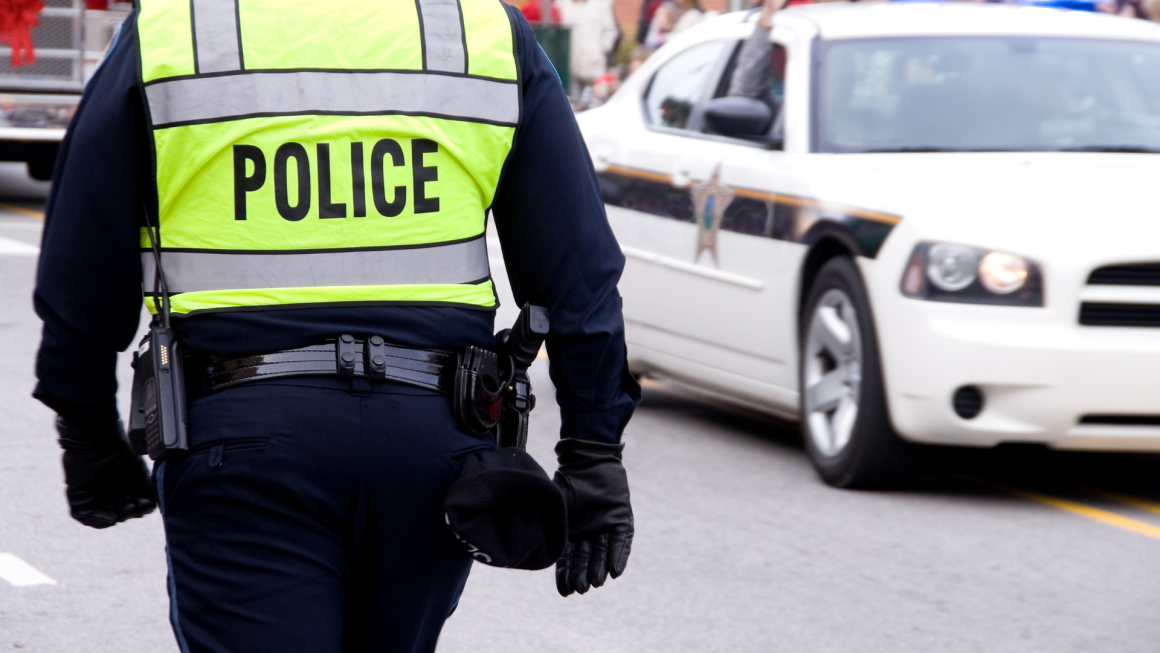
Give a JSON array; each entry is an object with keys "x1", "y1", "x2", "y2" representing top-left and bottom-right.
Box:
[
  {"x1": 418, "y1": 0, "x2": 466, "y2": 73},
  {"x1": 145, "y1": 70, "x2": 519, "y2": 127},
  {"x1": 141, "y1": 237, "x2": 490, "y2": 294},
  {"x1": 192, "y1": 0, "x2": 242, "y2": 73}
]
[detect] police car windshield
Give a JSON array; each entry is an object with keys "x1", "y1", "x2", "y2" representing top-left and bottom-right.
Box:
[{"x1": 815, "y1": 36, "x2": 1160, "y2": 154}]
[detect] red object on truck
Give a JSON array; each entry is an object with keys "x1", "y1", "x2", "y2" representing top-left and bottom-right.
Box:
[
  {"x1": 520, "y1": 0, "x2": 560, "y2": 24},
  {"x1": 86, "y1": 0, "x2": 108, "y2": 8},
  {"x1": 0, "y1": 0, "x2": 43, "y2": 66}
]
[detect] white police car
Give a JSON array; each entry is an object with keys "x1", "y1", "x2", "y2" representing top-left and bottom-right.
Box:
[{"x1": 577, "y1": 2, "x2": 1160, "y2": 487}]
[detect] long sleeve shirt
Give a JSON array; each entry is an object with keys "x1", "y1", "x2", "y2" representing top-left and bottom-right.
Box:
[
  {"x1": 728, "y1": 23, "x2": 774, "y2": 100},
  {"x1": 33, "y1": 5, "x2": 640, "y2": 444}
]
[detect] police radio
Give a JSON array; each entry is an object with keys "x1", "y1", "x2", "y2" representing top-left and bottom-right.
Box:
[
  {"x1": 494, "y1": 304, "x2": 549, "y2": 449},
  {"x1": 127, "y1": 207, "x2": 189, "y2": 461}
]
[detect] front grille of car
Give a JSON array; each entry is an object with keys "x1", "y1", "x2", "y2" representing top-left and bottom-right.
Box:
[
  {"x1": 1079, "y1": 303, "x2": 1160, "y2": 327},
  {"x1": 1080, "y1": 415, "x2": 1160, "y2": 426},
  {"x1": 0, "y1": 0, "x2": 83, "y2": 91},
  {"x1": 1081, "y1": 262, "x2": 1160, "y2": 327},
  {"x1": 1087, "y1": 263, "x2": 1160, "y2": 286}
]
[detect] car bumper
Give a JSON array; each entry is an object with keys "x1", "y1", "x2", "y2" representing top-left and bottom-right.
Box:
[
  {"x1": 0, "y1": 127, "x2": 67, "y2": 142},
  {"x1": 0, "y1": 93, "x2": 77, "y2": 142},
  {"x1": 876, "y1": 299, "x2": 1160, "y2": 451}
]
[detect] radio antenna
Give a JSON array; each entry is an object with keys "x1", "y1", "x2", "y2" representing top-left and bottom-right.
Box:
[{"x1": 141, "y1": 202, "x2": 171, "y2": 329}]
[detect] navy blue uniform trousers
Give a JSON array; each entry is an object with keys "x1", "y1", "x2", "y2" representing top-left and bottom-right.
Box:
[{"x1": 153, "y1": 376, "x2": 493, "y2": 652}]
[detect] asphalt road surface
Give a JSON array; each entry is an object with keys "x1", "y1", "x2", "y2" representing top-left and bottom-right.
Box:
[{"x1": 2, "y1": 162, "x2": 1159, "y2": 652}]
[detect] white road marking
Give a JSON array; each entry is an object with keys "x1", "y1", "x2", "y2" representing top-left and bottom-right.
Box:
[
  {"x1": 0, "y1": 553, "x2": 56, "y2": 587},
  {"x1": 0, "y1": 235, "x2": 38, "y2": 256}
]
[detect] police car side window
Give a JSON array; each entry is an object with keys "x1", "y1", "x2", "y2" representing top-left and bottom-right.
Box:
[{"x1": 644, "y1": 40, "x2": 730, "y2": 130}]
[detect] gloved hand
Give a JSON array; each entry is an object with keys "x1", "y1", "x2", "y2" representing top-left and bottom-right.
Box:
[
  {"x1": 553, "y1": 438, "x2": 633, "y2": 597},
  {"x1": 56, "y1": 417, "x2": 156, "y2": 529}
]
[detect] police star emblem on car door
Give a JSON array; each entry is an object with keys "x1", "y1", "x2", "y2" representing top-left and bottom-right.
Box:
[{"x1": 690, "y1": 166, "x2": 734, "y2": 267}]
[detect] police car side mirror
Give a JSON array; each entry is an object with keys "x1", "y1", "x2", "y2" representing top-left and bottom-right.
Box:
[{"x1": 704, "y1": 96, "x2": 775, "y2": 142}]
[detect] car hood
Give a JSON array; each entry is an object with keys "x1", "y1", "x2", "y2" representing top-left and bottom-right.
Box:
[{"x1": 795, "y1": 152, "x2": 1160, "y2": 264}]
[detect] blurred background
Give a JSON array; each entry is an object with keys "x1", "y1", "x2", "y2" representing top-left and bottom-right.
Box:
[{"x1": 1, "y1": 0, "x2": 1160, "y2": 651}]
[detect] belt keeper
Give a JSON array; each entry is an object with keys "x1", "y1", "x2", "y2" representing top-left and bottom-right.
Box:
[
  {"x1": 336, "y1": 333, "x2": 357, "y2": 376},
  {"x1": 366, "y1": 335, "x2": 388, "y2": 379}
]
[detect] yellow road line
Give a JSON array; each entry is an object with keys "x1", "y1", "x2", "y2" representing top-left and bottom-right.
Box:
[
  {"x1": 1076, "y1": 486, "x2": 1160, "y2": 518},
  {"x1": 962, "y1": 476, "x2": 1160, "y2": 542},
  {"x1": 0, "y1": 203, "x2": 43, "y2": 220}
]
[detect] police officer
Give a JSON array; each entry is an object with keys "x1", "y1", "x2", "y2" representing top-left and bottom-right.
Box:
[{"x1": 33, "y1": 0, "x2": 640, "y2": 649}]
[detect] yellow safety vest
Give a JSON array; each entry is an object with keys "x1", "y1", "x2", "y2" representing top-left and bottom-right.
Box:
[{"x1": 136, "y1": 0, "x2": 519, "y2": 316}]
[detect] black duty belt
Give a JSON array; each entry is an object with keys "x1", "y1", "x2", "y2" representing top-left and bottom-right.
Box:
[{"x1": 185, "y1": 334, "x2": 457, "y2": 400}]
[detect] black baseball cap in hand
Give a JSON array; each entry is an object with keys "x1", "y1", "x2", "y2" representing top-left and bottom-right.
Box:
[{"x1": 444, "y1": 447, "x2": 567, "y2": 570}]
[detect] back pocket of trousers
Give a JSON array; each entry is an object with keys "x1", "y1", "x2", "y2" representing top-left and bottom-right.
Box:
[{"x1": 188, "y1": 437, "x2": 273, "y2": 471}]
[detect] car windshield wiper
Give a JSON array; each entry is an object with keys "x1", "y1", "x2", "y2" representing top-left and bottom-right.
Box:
[
  {"x1": 856, "y1": 147, "x2": 965, "y2": 153},
  {"x1": 1056, "y1": 145, "x2": 1160, "y2": 154},
  {"x1": 853, "y1": 147, "x2": 1022, "y2": 153}
]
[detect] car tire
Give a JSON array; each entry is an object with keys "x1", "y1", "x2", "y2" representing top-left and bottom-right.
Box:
[{"x1": 799, "y1": 256, "x2": 921, "y2": 489}]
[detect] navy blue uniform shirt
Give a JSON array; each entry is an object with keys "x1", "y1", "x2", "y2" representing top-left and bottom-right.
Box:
[{"x1": 33, "y1": 6, "x2": 639, "y2": 444}]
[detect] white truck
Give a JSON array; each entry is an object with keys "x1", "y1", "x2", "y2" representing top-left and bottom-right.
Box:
[{"x1": 0, "y1": 0, "x2": 130, "y2": 180}]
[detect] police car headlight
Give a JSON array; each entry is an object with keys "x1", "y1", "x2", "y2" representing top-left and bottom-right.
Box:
[
  {"x1": 978, "y1": 252, "x2": 1029, "y2": 294},
  {"x1": 900, "y1": 242, "x2": 1043, "y2": 307},
  {"x1": 926, "y1": 244, "x2": 978, "y2": 291}
]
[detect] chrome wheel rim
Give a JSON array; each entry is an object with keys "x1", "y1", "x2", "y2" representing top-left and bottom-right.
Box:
[{"x1": 804, "y1": 288, "x2": 863, "y2": 458}]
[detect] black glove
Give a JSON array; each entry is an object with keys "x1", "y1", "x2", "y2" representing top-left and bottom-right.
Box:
[
  {"x1": 56, "y1": 417, "x2": 156, "y2": 529},
  {"x1": 553, "y1": 438, "x2": 633, "y2": 597}
]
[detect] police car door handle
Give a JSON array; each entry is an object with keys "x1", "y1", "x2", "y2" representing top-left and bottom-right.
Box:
[
  {"x1": 591, "y1": 146, "x2": 613, "y2": 173},
  {"x1": 671, "y1": 157, "x2": 703, "y2": 189}
]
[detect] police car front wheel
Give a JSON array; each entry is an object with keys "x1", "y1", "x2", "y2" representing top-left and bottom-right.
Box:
[{"x1": 799, "y1": 256, "x2": 921, "y2": 489}]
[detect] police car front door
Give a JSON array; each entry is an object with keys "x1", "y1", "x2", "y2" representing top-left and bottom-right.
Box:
[{"x1": 601, "y1": 35, "x2": 801, "y2": 411}]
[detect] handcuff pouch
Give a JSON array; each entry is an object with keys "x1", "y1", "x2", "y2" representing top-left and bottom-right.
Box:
[{"x1": 452, "y1": 346, "x2": 505, "y2": 436}]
